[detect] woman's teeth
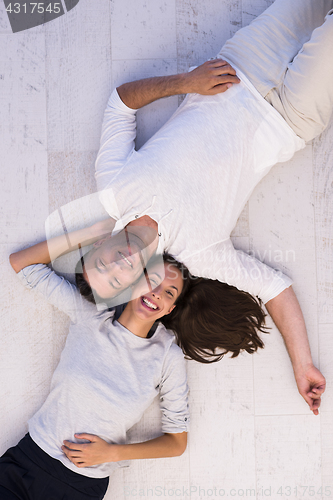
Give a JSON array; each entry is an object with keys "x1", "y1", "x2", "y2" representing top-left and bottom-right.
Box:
[{"x1": 142, "y1": 297, "x2": 158, "y2": 310}]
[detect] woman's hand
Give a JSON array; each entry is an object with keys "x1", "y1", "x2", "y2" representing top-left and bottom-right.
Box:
[
  {"x1": 62, "y1": 434, "x2": 118, "y2": 467},
  {"x1": 62, "y1": 431, "x2": 187, "y2": 467},
  {"x1": 184, "y1": 59, "x2": 240, "y2": 95}
]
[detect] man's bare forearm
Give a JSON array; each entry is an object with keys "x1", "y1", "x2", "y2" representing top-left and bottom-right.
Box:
[
  {"x1": 265, "y1": 286, "x2": 313, "y2": 372},
  {"x1": 265, "y1": 286, "x2": 326, "y2": 414},
  {"x1": 117, "y1": 74, "x2": 188, "y2": 109},
  {"x1": 117, "y1": 59, "x2": 240, "y2": 109}
]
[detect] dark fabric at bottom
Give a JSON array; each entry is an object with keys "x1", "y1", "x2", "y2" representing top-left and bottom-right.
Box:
[{"x1": 0, "y1": 434, "x2": 109, "y2": 500}]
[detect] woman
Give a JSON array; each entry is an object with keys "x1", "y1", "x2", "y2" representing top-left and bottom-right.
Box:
[{"x1": 1, "y1": 251, "x2": 191, "y2": 500}]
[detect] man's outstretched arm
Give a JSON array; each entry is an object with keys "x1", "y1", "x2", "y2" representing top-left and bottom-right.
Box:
[
  {"x1": 265, "y1": 286, "x2": 326, "y2": 415},
  {"x1": 117, "y1": 59, "x2": 240, "y2": 109},
  {"x1": 9, "y1": 218, "x2": 115, "y2": 273}
]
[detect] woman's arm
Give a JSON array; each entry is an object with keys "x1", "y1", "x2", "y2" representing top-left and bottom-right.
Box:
[
  {"x1": 9, "y1": 218, "x2": 115, "y2": 273},
  {"x1": 265, "y1": 286, "x2": 326, "y2": 415},
  {"x1": 62, "y1": 432, "x2": 187, "y2": 467}
]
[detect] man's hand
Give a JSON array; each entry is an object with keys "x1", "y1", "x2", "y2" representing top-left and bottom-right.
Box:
[
  {"x1": 295, "y1": 364, "x2": 326, "y2": 415},
  {"x1": 62, "y1": 434, "x2": 118, "y2": 467},
  {"x1": 90, "y1": 217, "x2": 116, "y2": 240},
  {"x1": 185, "y1": 59, "x2": 240, "y2": 95}
]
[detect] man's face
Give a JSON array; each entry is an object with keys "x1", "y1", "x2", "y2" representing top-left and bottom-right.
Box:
[{"x1": 83, "y1": 227, "x2": 156, "y2": 299}]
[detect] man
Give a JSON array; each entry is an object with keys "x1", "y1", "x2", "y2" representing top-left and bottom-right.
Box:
[{"x1": 41, "y1": 0, "x2": 331, "y2": 412}]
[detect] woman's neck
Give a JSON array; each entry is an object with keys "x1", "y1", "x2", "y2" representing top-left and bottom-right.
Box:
[{"x1": 117, "y1": 304, "x2": 155, "y2": 338}]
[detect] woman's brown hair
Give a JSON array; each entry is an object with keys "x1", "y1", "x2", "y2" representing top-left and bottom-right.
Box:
[{"x1": 161, "y1": 277, "x2": 269, "y2": 363}]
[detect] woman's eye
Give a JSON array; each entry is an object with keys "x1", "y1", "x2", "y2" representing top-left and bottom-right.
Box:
[{"x1": 166, "y1": 290, "x2": 173, "y2": 297}]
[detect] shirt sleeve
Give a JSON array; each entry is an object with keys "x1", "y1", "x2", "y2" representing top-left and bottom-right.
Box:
[
  {"x1": 17, "y1": 264, "x2": 94, "y2": 324},
  {"x1": 95, "y1": 89, "x2": 138, "y2": 193},
  {"x1": 158, "y1": 341, "x2": 190, "y2": 434},
  {"x1": 189, "y1": 239, "x2": 293, "y2": 304},
  {"x1": 221, "y1": 240, "x2": 293, "y2": 303}
]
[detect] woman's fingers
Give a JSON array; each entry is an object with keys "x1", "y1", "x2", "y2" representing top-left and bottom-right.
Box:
[
  {"x1": 61, "y1": 444, "x2": 86, "y2": 467},
  {"x1": 62, "y1": 440, "x2": 84, "y2": 451}
]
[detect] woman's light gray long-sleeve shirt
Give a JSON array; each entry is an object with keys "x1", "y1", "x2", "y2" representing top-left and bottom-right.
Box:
[{"x1": 17, "y1": 264, "x2": 189, "y2": 478}]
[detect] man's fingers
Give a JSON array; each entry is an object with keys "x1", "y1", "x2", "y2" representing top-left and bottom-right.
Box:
[
  {"x1": 312, "y1": 384, "x2": 326, "y2": 394},
  {"x1": 208, "y1": 58, "x2": 230, "y2": 66},
  {"x1": 208, "y1": 60, "x2": 238, "y2": 74},
  {"x1": 215, "y1": 75, "x2": 240, "y2": 86},
  {"x1": 205, "y1": 84, "x2": 232, "y2": 95},
  {"x1": 308, "y1": 384, "x2": 325, "y2": 399},
  {"x1": 212, "y1": 64, "x2": 238, "y2": 76},
  {"x1": 207, "y1": 76, "x2": 240, "y2": 95},
  {"x1": 310, "y1": 395, "x2": 321, "y2": 406},
  {"x1": 304, "y1": 392, "x2": 321, "y2": 415},
  {"x1": 204, "y1": 59, "x2": 238, "y2": 75}
]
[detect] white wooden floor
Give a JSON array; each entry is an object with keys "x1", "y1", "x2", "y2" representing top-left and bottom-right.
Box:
[{"x1": 1, "y1": 1, "x2": 333, "y2": 499}]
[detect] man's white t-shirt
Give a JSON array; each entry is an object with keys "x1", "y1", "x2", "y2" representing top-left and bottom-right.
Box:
[{"x1": 95, "y1": 68, "x2": 305, "y2": 304}]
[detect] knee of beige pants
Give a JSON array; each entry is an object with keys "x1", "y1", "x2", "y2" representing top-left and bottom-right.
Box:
[
  {"x1": 218, "y1": 0, "x2": 332, "y2": 98},
  {"x1": 265, "y1": 12, "x2": 333, "y2": 142}
]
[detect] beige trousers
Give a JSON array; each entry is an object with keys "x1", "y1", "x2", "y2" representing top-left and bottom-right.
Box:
[{"x1": 218, "y1": 0, "x2": 333, "y2": 142}]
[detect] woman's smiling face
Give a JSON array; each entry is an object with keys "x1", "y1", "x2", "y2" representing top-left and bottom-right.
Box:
[{"x1": 130, "y1": 261, "x2": 184, "y2": 321}]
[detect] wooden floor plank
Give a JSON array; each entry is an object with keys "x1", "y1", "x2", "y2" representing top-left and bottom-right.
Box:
[
  {"x1": 318, "y1": 324, "x2": 333, "y2": 413},
  {"x1": 321, "y1": 411, "x2": 333, "y2": 493},
  {"x1": 313, "y1": 120, "x2": 333, "y2": 324},
  {"x1": 0, "y1": 32, "x2": 48, "y2": 244},
  {"x1": 255, "y1": 415, "x2": 322, "y2": 498},
  {"x1": 45, "y1": 0, "x2": 112, "y2": 153},
  {"x1": 111, "y1": 0, "x2": 177, "y2": 61},
  {"x1": 176, "y1": 0, "x2": 234, "y2": 73}
]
